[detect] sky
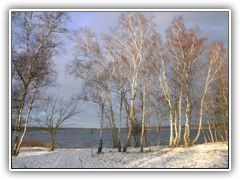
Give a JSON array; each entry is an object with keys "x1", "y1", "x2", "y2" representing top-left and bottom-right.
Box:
[{"x1": 44, "y1": 11, "x2": 229, "y2": 128}]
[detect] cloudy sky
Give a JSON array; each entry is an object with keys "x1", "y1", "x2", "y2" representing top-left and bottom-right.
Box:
[{"x1": 47, "y1": 10, "x2": 229, "y2": 128}]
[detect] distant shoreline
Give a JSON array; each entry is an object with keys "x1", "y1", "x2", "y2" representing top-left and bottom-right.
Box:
[{"x1": 13, "y1": 124, "x2": 210, "y2": 132}]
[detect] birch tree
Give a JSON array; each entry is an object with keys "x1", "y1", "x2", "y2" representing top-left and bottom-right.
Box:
[
  {"x1": 212, "y1": 59, "x2": 228, "y2": 142},
  {"x1": 67, "y1": 28, "x2": 109, "y2": 153},
  {"x1": 11, "y1": 12, "x2": 69, "y2": 156},
  {"x1": 140, "y1": 84, "x2": 146, "y2": 152},
  {"x1": 110, "y1": 59, "x2": 129, "y2": 152},
  {"x1": 151, "y1": 86, "x2": 165, "y2": 147},
  {"x1": 150, "y1": 32, "x2": 175, "y2": 147},
  {"x1": 69, "y1": 27, "x2": 119, "y2": 148},
  {"x1": 166, "y1": 17, "x2": 205, "y2": 147},
  {"x1": 192, "y1": 41, "x2": 227, "y2": 145},
  {"x1": 105, "y1": 12, "x2": 155, "y2": 152},
  {"x1": 102, "y1": 66, "x2": 118, "y2": 148}
]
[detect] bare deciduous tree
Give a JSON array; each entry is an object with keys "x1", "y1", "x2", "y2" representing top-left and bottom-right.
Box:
[
  {"x1": 65, "y1": 13, "x2": 228, "y2": 152},
  {"x1": 166, "y1": 17, "x2": 205, "y2": 147},
  {"x1": 11, "y1": 12, "x2": 69, "y2": 156},
  {"x1": 67, "y1": 28, "x2": 110, "y2": 153},
  {"x1": 192, "y1": 41, "x2": 227, "y2": 145},
  {"x1": 105, "y1": 12, "x2": 155, "y2": 152},
  {"x1": 36, "y1": 96, "x2": 80, "y2": 151},
  {"x1": 150, "y1": 32, "x2": 175, "y2": 147},
  {"x1": 109, "y1": 59, "x2": 129, "y2": 152}
]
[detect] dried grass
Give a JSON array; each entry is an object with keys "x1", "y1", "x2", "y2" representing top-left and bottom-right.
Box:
[{"x1": 19, "y1": 140, "x2": 50, "y2": 148}]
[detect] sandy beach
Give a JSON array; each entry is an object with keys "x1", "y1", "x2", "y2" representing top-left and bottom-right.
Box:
[{"x1": 11, "y1": 142, "x2": 228, "y2": 169}]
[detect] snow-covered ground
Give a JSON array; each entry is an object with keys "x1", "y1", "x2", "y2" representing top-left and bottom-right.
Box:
[{"x1": 11, "y1": 142, "x2": 228, "y2": 169}]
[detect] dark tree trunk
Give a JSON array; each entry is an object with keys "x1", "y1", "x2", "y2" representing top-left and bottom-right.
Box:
[{"x1": 98, "y1": 104, "x2": 104, "y2": 153}]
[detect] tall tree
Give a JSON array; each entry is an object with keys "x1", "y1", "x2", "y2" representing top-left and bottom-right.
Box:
[
  {"x1": 150, "y1": 32, "x2": 175, "y2": 147},
  {"x1": 11, "y1": 12, "x2": 69, "y2": 156},
  {"x1": 109, "y1": 59, "x2": 129, "y2": 152},
  {"x1": 192, "y1": 41, "x2": 227, "y2": 145},
  {"x1": 166, "y1": 17, "x2": 205, "y2": 147},
  {"x1": 67, "y1": 28, "x2": 109, "y2": 153},
  {"x1": 105, "y1": 12, "x2": 155, "y2": 152}
]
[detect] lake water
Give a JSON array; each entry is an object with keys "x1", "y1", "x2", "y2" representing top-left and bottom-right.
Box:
[{"x1": 21, "y1": 128, "x2": 206, "y2": 148}]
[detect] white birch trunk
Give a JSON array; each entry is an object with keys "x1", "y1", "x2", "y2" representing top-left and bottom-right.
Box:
[
  {"x1": 15, "y1": 79, "x2": 39, "y2": 156},
  {"x1": 147, "y1": 86, "x2": 151, "y2": 150},
  {"x1": 12, "y1": 87, "x2": 28, "y2": 155},
  {"x1": 118, "y1": 92, "x2": 123, "y2": 152},
  {"x1": 106, "y1": 91, "x2": 118, "y2": 148},
  {"x1": 184, "y1": 90, "x2": 191, "y2": 147},
  {"x1": 178, "y1": 88, "x2": 183, "y2": 146},
  {"x1": 173, "y1": 109, "x2": 178, "y2": 146},
  {"x1": 140, "y1": 86, "x2": 146, "y2": 152},
  {"x1": 123, "y1": 74, "x2": 137, "y2": 152},
  {"x1": 169, "y1": 109, "x2": 174, "y2": 147}
]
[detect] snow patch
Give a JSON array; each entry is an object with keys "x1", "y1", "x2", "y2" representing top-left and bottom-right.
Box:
[{"x1": 11, "y1": 142, "x2": 228, "y2": 169}]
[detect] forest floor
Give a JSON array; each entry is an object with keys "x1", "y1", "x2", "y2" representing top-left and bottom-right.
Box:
[{"x1": 11, "y1": 142, "x2": 228, "y2": 169}]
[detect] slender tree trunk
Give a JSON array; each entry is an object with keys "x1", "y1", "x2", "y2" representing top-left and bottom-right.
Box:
[
  {"x1": 49, "y1": 129, "x2": 57, "y2": 151},
  {"x1": 123, "y1": 91, "x2": 131, "y2": 148},
  {"x1": 206, "y1": 130, "x2": 211, "y2": 143},
  {"x1": 123, "y1": 81, "x2": 136, "y2": 152},
  {"x1": 191, "y1": 93, "x2": 205, "y2": 145},
  {"x1": 106, "y1": 92, "x2": 118, "y2": 148},
  {"x1": 157, "y1": 61, "x2": 174, "y2": 147},
  {"x1": 50, "y1": 132, "x2": 55, "y2": 151},
  {"x1": 224, "y1": 130, "x2": 228, "y2": 142},
  {"x1": 207, "y1": 121, "x2": 214, "y2": 142},
  {"x1": 14, "y1": 79, "x2": 39, "y2": 156},
  {"x1": 219, "y1": 129, "x2": 225, "y2": 142},
  {"x1": 118, "y1": 93, "x2": 123, "y2": 152},
  {"x1": 205, "y1": 106, "x2": 214, "y2": 142},
  {"x1": 140, "y1": 86, "x2": 146, "y2": 152},
  {"x1": 12, "y1": 108, "x2": 24, "y2": 155},
  {"x1": 178, "y1": 88, "x2": 183, "y2": 146},
  {"x1": 169, "y1": 109, "x2": 174, "y2": 147},
  {"x1": 201, "y1": 128, "x2": 208, "y2": 143},
  {"x1": 12, "y1": 87, "x2": 28, "y2": 156},
  {"x1": 184, "y1": 91, "x2": 191, "y2": 147},
  {"x1": 123, "y1": 101, "x2": 133, "y2": 152},
  {"x1": 157, "y1": 118, "x2": 162, "y2": 147},
  {"x1": 214, "y1": 125, "x2": 218, "y2": 142},
  {"x1": 157, "y1": 125, "x2": 160, "y2": 147},
  {"x1": 50, "y1": 138, "x2": 55, "y2": 151},
  {"x1": 147, "y1": 87, "x2": 151, "y2": 151},
  {"x1": 174, "y1": 109, "x2": 178, "y2": 146},
  {"x1": 215, "y1": 118, "x2": 224, "y2": 142},
  {"x1": 98, "y1": 104, "x2": 104, "y2": 153},
  {"x1": 223, "y1": 118, "x2": 228, "y2": 142}
]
